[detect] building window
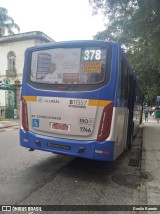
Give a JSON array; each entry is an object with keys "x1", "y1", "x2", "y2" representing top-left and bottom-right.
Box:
[{"x1": 7, "y1": 51, "x2": 16, "y2": 72}]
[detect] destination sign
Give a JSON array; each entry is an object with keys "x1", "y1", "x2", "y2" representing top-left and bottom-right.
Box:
[{"x1": 83, "y1": 61, "x2": 101, "y2": 73}]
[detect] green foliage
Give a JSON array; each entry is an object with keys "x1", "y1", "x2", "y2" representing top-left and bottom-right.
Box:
[
  {"x1": 89, "y1": 0, "x2": 160, "y2": 104},
  {"x1": 0, "y1": 7, "x2": 20, "y2": 37}
]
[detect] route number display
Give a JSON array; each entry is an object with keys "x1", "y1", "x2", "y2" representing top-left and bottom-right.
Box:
[{"x1": 83, "y1": 50, "x2": 101, "y2": 61}]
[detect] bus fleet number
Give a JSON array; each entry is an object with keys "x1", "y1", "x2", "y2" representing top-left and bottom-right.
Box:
[{"x1": 80, "y1": 127, "x2": 91, "y2": 133}]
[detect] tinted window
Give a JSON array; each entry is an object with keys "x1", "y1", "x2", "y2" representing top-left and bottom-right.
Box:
[{"x1": 30, "y1": 47, "x2": 107, "y2": 85}]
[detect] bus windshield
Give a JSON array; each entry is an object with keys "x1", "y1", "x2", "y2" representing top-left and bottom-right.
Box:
[{"x1": 30, "y1": 47, "x2": 107, "y2": 84}]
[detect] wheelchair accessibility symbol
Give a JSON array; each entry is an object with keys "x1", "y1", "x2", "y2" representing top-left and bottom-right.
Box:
[{"x1": 32, "y1": 119, "x2": 39, "y2": 127}]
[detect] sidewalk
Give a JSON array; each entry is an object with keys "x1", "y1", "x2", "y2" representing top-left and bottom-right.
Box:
[
  {"x1": 140, "y1": 115, "x2": 160, "y2": 212},
  {"x1": 0, "y1": 119, "x2": 20, "y2": 129}
]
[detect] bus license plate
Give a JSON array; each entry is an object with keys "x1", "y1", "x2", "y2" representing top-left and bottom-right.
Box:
[{"x1": 50, "y1": 122, "x2": 70, "y2": 131}]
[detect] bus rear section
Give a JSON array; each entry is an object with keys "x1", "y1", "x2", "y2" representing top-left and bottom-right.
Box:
[
  {"x1": 20, "y1": 95, "x2": 115, "y2": 161},
  {"x1": 20, "y1": 40, "x2": 117, "y2": 161},
  {"x1": 20, "y1": 40, "x2": 142, "y2": 161}
]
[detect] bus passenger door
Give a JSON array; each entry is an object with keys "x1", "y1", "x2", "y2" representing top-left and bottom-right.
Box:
[{"x1": 115, "y1": 60, "x2": 129, "y2": 158}]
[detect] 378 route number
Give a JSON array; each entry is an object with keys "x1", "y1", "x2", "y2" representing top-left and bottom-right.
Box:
[{"x1": 83, "y1": 49, "x2": 101, "y2": 60}]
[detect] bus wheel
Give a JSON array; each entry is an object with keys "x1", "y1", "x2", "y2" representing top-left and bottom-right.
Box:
[
  {"x1": 127, "y1": 123, "x2": 134, "y2": 150},
  {"x1": 128, "y1": 131, "x2": 133, "y2": 149}
]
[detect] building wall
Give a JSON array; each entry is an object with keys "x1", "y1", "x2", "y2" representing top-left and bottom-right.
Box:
[
  {"x1": 0, "y1": 32, "x2": 54, "y2": 118},
  {"x1": 0, "y1": 39, "x2": 42, "y2": 82}
]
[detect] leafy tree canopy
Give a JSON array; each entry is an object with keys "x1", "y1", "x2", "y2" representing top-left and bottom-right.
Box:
[
  {"x1": 89, "y1": 0, "x2": 160, "y2": 105},
  {"x1": 0, "y1": 7, "x2": 20, "y2": 37}
]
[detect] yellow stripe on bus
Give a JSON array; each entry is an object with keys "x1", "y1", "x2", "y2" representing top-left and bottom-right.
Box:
[
  {"x1": 23, "y1": 96, "x2": 37, "y2": 102},
  {"x1": 23, "y1": 96, "x2": 112, "y2": 106},
  {"x1": 88, "y1": 100, "x2": 112, "y2": 107}
]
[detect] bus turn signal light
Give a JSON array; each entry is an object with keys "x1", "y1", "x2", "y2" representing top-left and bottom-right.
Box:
[{"x1": 97, "y1": 102, "x2": 113, "y2": 142}]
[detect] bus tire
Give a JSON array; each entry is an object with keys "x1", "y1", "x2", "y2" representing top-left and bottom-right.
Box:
[{"x1": 127, "y1": 122, "x2": 134, "y2": 150}]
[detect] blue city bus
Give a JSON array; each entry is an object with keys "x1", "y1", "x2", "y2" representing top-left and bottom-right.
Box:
[{"x1": 20, "y1": 40, "x2": 143, "y2": 161}]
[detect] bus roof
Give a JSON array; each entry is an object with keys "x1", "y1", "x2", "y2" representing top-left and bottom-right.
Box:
[{"x1": 26, "y1": 40, "x2": 119, "y2": 51}]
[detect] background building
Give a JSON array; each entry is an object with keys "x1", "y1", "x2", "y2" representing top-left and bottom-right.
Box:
[{"x1": 0, "y1": 31, "x2": 54, "y2": 118}]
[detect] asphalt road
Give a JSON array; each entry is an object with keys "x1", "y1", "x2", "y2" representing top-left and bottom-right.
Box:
[{"x1": 0, "y1": 128, "x2": 143, "y2": 213}]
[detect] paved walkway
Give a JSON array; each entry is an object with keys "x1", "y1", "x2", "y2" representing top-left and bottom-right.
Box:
[
  {"x1": 0, "y1": 119, "x2": 19, "y2": 129},
  {"x1": 140, "y1": 115, "x2": 160, "y2": 213}
]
